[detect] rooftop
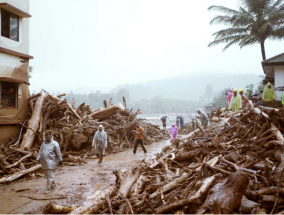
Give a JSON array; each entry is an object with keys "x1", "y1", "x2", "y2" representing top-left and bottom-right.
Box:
[
  {"x1": 262, "y1": 52, "x2": 284, "y2": 64},
  {"x1": 262, "y1": 52, "x2": 284, "y2": 77}
]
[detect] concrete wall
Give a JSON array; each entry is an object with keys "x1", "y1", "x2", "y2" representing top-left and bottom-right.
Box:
[
  {"x1": 0, "y1": 0, "x2": 30, "y2": 144},
  {"x1": 0, "y1": 0, "x2": 30, "y2": 55},
  {"x1": 0, "y1": 52, "x2": 29, "y2": 144},
  {"x1": 274, "y1": 66, "x2": 284, "y2": 101}
]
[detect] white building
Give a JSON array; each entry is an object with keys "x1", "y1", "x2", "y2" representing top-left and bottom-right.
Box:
[
  {"x1": 0, "y1": 0, "x2": 32, "y2": 144},
  {"x1": 262, "y1": 53, "x2": 284, "y2": 101}
]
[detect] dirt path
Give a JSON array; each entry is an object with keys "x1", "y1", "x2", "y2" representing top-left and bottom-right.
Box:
[{"x1": 0, "y1": 139, "x2": 171, "y2": 214}]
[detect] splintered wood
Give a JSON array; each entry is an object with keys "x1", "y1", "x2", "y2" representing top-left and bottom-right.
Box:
[
  {"x1": 0, "y1": 90, "x2": 169, "y2": 184},
  {"x1": 88, "y1": 106, "x2": 284, "y2": 214}
]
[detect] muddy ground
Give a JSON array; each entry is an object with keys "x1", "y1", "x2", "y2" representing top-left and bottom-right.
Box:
[{"x1": 0, "y1": 138, "x2": 173, "y2": 214}]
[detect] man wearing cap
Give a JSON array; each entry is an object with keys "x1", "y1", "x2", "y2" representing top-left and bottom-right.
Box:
[
  {"x1": 133, "y1": 122, "x2": 147, "y2": 155},
  {"x1": 239, "y1": 89, "x2": 249, "y2": 109},
  {"x1": 229, "y1": 89, "x2": 242, "y2": 112},
  {"x1": 92, "y1": 125, "x2": 108, "y2": 164}
]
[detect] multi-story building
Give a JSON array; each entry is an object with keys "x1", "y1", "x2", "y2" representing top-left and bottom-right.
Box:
[{"x1": 0, "y1": 0, "x2": 32, "y2": 144}]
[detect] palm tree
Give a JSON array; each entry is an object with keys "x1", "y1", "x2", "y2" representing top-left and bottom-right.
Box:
[{"x1": 208, "y1": 0, "x2": 284, "y2": 60}]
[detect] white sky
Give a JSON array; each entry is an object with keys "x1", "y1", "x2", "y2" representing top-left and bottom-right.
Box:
[{"x1": 29, "y1": 0, "x2": 284, "y2": 94}]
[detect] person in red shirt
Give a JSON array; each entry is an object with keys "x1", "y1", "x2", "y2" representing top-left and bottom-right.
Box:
[{"x1": 133, "y1": 122, "x2": 147, "y2": 155}]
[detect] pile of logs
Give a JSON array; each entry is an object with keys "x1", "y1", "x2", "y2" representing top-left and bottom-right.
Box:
[
  {"x1": 44, "y1": 105, "x2": 284, "y2": 214},
  {"x1": 0, "y1": 90, "x2": 169, "y2": 183}
]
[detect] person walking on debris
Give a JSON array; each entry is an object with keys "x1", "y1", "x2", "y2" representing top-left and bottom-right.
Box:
[
  {"x1": 229, "y1": 89, "x2": 242, "y2": 112},
  {"x1": 92, "y1": 125, "x2": 108, "y2": 164},
  {"x1": 169, "y1": 124, "x2": 178, "y2": 141},
  {"x1": 176, "y1": 116, "x2": 185, "y2": 129},
  {"x1": 263, "y1": 82, "x2": 275, "y2": 101},
  {"x1": 227, "y1": 89, "x2": 233, "y2": 106},
  {"x1": 246, "y1": 88, "x2": 251, "y2": 100},
  {"x1": 191, "y1": 118, "x2": 196, "y2": 131},
  {"x1": 160, "y1": 116, "x2": 167, "y2": 130},
  {"x1": 133, "y1": 122, "x2": 147, "y2": 155},
  {"x1": 36, "y1": 132, "x2": 63, "y2": 194},
  {"x1": 239, "y1": 89, "x2": 249, "y2": 109},
  {"x1": 197, "y1": 108, "x2": 210, "y2": 128}
]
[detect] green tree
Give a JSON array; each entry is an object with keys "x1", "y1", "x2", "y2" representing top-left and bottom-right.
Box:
[
  {"x1": 245, "y1": 84, "x2": 255, "y2": 93},
  {"x1": 212, "y1": 88, "x2": 231, "y2": 108},
  {"x1": 208, "y1": 0, "x2": 284, "y2": 60},
  {"x1": 200, "y1": 84, "x2": 214, "y2": 103},
  {"x1": 115, "y1": 88, "x2": 130, "y2": 104},
  {"x1": 257, "y1": 75, "x2": 266, "y2": 91}
]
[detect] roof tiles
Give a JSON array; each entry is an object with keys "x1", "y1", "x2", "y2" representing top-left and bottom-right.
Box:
[{"x1": 262, "y1": 52, "x2": 284, "y2": 63}]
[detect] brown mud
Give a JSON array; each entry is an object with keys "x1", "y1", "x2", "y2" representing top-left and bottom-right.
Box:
[{"x1": 0, "y1": 138, "x2": 172, "y2": 214}]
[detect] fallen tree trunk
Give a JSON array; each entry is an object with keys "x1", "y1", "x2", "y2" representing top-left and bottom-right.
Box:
[
  {"x1": 44, "y1": 203, "x2": 77, "y2": 214},
  {"x1": 272, "y1": 124, "x2": 284, "y2": 146},
  {"x1": 28, "y1": 93, "x2": 41, "y2": 101},
  {"x1": 156, "y1": 174, "x2": 220, "y2": 214},
  {"x1": 69, "y1": 185, "x2": 117, "y2": 214},
  {"x1": 197, "y1": 170, "x2": 249, "y2": 214},
  {"x1": 49, "y1": 94, "x2": 81, "y2": 120},
  {"x1": 5, "y1": 153, "x2": 32, "y2": 169},
  {"x1": 57, "y1": 93, "x2": 66, "y2": 98},
  {"x1": 174, "y1": 150, "x2": 200, "y2": 162},
  {"x1": 66, "y1": 103, "x2": 81, "y2": 120},
  {"x1": 0, "y1": 164, "x2": 41, "y2": 184},
  {"x1": 180, "y1": 121, "x2": 228, "y2": 141},
  {"x1": 257, "y1": 106, "x2": 279, "y2": 114},
  {"x1": 89, "y1": 103, "x2": 125, "y2": 121},
  {"x1": 239, "y1": 196, "x2": 261, "y2": 214},
  {"x1": 274, "y1": 149, "x2": 284, "y2": 183},
  {"x1": 252, "y1": 107, "x2": 269, "y2": 121},
  {"x1": 130, "y1": 175, "x2": 147, "y2": 198},
  {"x1": 251, "y1": 186, "x2": 284, "y2": 196},
  {"x1": 20, "y1": 90, "x2": 47, "y2": 150},
  {"x1": 116, "y1": 165, "x2": 142, "y2": 198},
  {"x1": 150, "y1": 172, "x2": 192, "y2": 199},
  {"x1": 226, "y1": 110, "x2": 243, "y2": 118}
]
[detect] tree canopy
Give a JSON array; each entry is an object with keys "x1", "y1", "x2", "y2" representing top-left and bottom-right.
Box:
[{"x1": 208, "y1": 0, "x2": 284, "y2": 60}]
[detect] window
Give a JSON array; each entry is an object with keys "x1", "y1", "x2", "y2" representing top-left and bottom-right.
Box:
[
  {"x1": 0, "y1": 81, "x2": 18, "y2": 109},
  {"x1": 1, "y1": 9, "x2": 19, "y2": 41}
]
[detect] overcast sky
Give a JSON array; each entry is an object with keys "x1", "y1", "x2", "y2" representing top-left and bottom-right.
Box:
[{"x1": 29, "y1": 0, "x2": 284, "y2": 94}]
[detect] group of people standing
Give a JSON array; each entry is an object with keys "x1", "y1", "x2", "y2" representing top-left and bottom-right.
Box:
[
  {"x1": 163, "y1": 108, "x2": 210, "y2": 141},
  {"x1": 227, "y1": 88, "x2": 249, "y2": 112},
  {"x1": 226, "y1": 82, "x2": 277, "y2": 112}
]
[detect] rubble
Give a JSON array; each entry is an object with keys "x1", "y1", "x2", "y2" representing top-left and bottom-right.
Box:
[
  {"x1": 3, "y1": 89, "x2": 284, "y2": 214},
  {"x1": 62, "y1": 105, "x2": 284, "y2": 214},
  {"x1": 0, "y1": 90, "x2": 169, "y2": 183}
]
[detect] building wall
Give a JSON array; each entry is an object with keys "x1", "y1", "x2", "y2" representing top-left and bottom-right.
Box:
[
  {"x1": 274, "y1": 66, "x2": 284, "y2": 100},
  {"x1": 0, "y1": 0, "x2": 30, "y2": 144},
  {"x1": 0, "y1": 52, "x2": 29, "y2": 145},
  {"x1": 0, "y1": 0, "x2": 30, "y2": 55}
]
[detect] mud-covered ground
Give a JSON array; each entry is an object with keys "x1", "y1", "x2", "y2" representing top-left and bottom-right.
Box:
[{"x1": 0, "y1": 138, "x2": 173, "y2": 214}]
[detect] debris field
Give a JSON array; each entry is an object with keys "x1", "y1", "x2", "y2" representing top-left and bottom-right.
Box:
[
  {"x1": 0, "y1": 90, "x2": 169, "y2": 184},
  {"x1": 43, "y1": 103, "x2": 284, "y2": 214}
]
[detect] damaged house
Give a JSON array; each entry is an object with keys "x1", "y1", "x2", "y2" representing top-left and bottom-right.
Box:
[
  {"x1": 0, "y1": 0, "x2": 32, "y2": 144},
  {"x1": 262, "y1": 52, "x2": 284, "y2": 101}
]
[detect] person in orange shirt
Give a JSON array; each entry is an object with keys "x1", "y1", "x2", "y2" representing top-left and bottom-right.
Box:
[{"x1": 133, "y1": 122, "x2": 147, "y2": 155}]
